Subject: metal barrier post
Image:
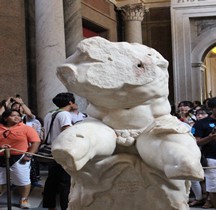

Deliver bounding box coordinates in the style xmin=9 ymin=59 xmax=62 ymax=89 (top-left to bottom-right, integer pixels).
xmin=4 ymin=148 xmax=12 ymax=210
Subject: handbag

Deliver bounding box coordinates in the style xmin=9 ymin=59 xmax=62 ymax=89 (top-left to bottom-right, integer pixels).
xmin=37 ymin=111 xmax=61 ymax=163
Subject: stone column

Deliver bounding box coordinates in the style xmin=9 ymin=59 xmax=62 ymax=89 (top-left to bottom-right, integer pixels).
xmin=191 ymin=63 xmax=206 ymax=102
xmin=35 ymin=0 xmax=67 ymax=118
xmin=119 ymin=3 xmax=146 ymax=44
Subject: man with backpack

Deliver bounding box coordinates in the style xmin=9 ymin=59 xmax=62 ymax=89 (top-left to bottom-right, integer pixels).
xmin=43 ymin=92 xmax=77 ymax=210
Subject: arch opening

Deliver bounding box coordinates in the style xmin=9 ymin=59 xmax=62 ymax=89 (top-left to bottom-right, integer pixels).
xmin=203 ymin=45 xmax=216 ymax=98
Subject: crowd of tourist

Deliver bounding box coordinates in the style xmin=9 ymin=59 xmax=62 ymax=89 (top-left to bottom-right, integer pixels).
xmin=173 ymin=98 xmax=216 ymax=209
xmin=0 ymin=93 xmax=87 ymax=209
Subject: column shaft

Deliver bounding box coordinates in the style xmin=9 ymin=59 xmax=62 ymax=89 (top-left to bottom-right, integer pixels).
xmin=125 ymin=20 xmax=143 ymax=43
xmin=35 ymin=0 xmax=66 ymax=117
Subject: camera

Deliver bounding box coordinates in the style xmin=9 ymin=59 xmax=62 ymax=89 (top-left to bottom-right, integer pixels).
xmin=10 ymin=98 xmax=15 ymax=103
xmin=10 ymin=94 xmax=20 ymax=103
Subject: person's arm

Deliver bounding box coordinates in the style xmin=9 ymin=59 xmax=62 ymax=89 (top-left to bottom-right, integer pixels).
xmin=0 ymin=106 xmax=5 ymax=115
xmin=0 ymin=144 xmax=11 ymax=149
xmin=27 ymin=141 xmax=41 ymax=154
xmin=0 ymin=97 xmax=13 ymax=115
xmin=13 ymin=97 xmax=34 ymax=119
xmin=59 ymin=111 xmax=72 ymax=132
xmin=20 ymin=126 xmax=41 ymax=164
xmin=192 ymin=119 xmax=216 ymax=146
xmin=61 ymin=125 xmax=70 ymax=131
xmin=20 ymin=142 xmax=40 ymax=163
xmin=195 ymin=133 xmax=216 ymax=146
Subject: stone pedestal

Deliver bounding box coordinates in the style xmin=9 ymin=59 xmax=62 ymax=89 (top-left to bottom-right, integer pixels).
xmin=68 ymin=153 xmax=190 ymax=210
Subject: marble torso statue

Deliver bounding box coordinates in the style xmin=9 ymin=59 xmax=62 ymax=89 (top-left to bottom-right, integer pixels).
xmin=52 ymin=37 xmax=204 ymax=210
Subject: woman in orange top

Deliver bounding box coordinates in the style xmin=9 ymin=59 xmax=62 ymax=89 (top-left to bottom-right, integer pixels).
xmin=0 ymin=109 xmax=40 ymax=209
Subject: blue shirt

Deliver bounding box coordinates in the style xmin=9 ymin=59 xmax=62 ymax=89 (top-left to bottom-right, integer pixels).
xmin=192 ymin=116 xmax=216 ymax=159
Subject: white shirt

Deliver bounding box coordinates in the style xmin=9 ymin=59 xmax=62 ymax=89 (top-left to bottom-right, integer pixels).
xmin=70 ymin=111 xmax=87 ymax=124
xmin=44 ymin=111 xmax=72 ymax=144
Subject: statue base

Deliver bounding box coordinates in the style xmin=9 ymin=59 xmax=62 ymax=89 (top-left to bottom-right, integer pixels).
xmin=68 ymin=153 xmax=190 ymax=210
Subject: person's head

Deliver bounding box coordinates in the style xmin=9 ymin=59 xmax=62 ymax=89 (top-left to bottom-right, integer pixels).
xmin=203 ymin=98 xmax=210 ymax=106
xmin=178 ymin=101 xmax=194 ymax=115
xmin=194 ymin=105 xmax=202 ymax=111
xmin=207 ymin=97 xmax=216 ymax=116
xmin=1 ymin=109 xmax=22 ymax=126
xmin=52 ymin=92 xmax=75 ymax=109
xmin=195 ymin=108 xmax=208 ymax=120
xmin=193 ymin=100 xmax=201 ymax=107
xmin=11 ymin=102 xmax=24 ymax=114
xmin=207 ymin=97 xmax=216 ymax=108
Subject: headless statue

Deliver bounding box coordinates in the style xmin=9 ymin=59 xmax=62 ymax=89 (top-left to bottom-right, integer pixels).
xmin=52 ymin=37 xmax=204 ymax=210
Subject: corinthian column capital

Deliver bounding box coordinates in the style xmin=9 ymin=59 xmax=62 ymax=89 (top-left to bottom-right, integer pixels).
xmin=119 ymin=3 xmax=147 ymax=22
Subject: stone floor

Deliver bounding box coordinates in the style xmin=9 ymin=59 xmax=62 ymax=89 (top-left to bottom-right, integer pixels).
xmin=190 ymin=204 xmax=214 ymax=210
xmin=191 ymin=207 xmax=213 ymax=210
xmin=1 ymin=190 xmax=214 ymax=210
xmin=0 ymin=169 xmax=47 ymax=210
xmin=0 ymin=168 xmax=214 ymax=210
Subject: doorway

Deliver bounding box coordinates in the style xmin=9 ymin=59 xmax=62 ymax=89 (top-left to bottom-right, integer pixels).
xmin=204 ymin=46 xmax=216 ymax=98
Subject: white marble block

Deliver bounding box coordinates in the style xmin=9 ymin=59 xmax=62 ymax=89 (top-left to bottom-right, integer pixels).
xmin=52 ymin=36 xmax=204 ymax=210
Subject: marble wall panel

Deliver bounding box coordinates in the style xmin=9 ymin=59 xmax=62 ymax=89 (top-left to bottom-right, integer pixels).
xmin=63 ymin=0 xmax=83 ymax=57
xmin=0 ymin=0 xmax=28 ymax=102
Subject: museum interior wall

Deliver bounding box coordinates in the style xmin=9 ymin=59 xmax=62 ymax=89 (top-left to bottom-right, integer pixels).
xmin=171 ymin=0 xmax=216 ymax=104
xmin=142 ymin=6 xmax=174 ymax=105
xmin=0 ymin=0 xmax=28 ymax=104
xmin=25 ymin=0 xmax=37 ymax=112
xmin=81 ymin=0 xmax=117 ymax=41
xmin=63 ymin=0 xmax=83 ymax=58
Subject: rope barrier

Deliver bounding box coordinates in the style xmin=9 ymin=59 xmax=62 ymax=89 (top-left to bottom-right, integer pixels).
xmin=1 ymin=147 xmax=216 ymax=168
xmin=0 ymin=148 xmax=5 ymax=153
xmin=9 ymin=148 xmax=54 ymax=160
xmin=203 ymin=166 xmax=216 ymax=169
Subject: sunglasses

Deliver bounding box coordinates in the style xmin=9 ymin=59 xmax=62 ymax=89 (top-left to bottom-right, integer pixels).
xmin=2 ymin=130 xmax=11 ymax=138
